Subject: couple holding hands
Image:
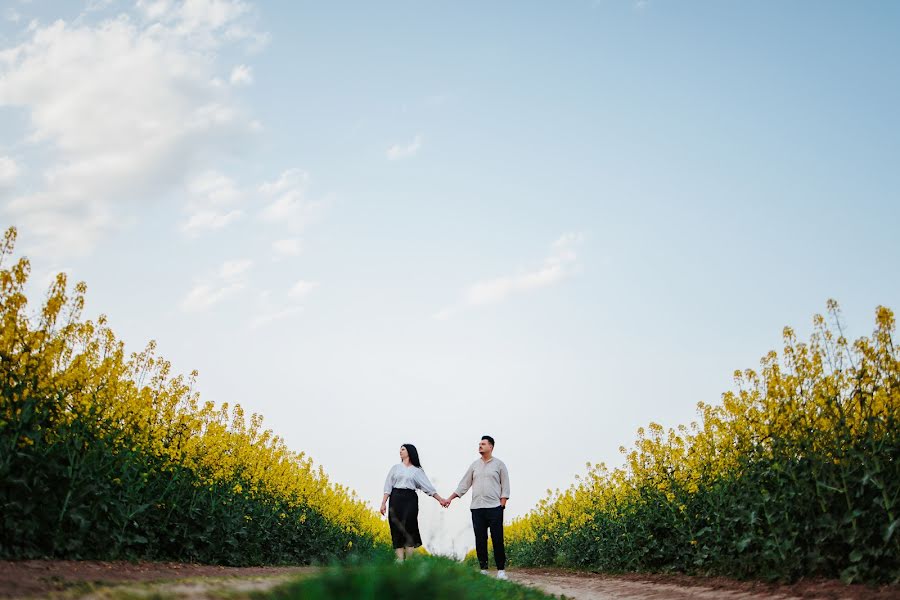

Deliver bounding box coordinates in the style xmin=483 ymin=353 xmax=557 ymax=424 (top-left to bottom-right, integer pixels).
xmin=380 ymin=435 xmax=511 ymax=578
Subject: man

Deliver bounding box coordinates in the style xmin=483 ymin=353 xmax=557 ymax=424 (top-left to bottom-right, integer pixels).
xmin=444 ymin=435 xmax=510 ymax=579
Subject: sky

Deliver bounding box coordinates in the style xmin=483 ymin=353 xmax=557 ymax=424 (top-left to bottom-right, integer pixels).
xmin=1 ymin=0 xmax=899 ymax=557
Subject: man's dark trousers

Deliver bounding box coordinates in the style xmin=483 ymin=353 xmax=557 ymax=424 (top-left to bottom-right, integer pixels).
xmin=472 ymin=506 xmax=506 ymax=570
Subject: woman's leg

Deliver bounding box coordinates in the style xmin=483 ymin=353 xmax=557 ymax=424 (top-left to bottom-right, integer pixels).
xmin=395 ymin=548 xmax=405 ymax=561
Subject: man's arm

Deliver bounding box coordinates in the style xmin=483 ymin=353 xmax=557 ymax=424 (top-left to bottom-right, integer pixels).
xmin=444 ymin=463 xmax=475 ymax=506
xmin=499 ymin=462 xmax=510 ymax=508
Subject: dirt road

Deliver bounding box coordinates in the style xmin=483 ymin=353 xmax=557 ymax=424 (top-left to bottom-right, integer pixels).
xmin=0 ymin=561 xmax=896 ymax=599
xmin=510 ymin=571 xmax=796 ymax=600
xmin=508 ymin=569 xmax=898 ymax=600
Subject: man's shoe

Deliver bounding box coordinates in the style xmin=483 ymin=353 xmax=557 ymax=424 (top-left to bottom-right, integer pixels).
xmin=496 ymin=570 xmax=508 ymax=580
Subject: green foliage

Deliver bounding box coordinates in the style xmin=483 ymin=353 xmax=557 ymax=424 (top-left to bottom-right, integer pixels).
xmin=507 ymin=303 xmax=900 ymax=583
xmin=0 ymin=226 xmax=390 ymax=564
xmin=258 ymin=556 xmax=556 ymax=600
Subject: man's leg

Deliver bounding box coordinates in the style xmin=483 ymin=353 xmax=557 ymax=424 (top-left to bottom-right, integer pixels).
xmin=471 ymin=509 xmax=490 ymax=570
xmin=488 ymin=507 xmax=507 ymax=571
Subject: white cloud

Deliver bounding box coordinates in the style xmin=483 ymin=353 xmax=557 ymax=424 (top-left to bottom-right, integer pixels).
xmin=229 ymin=63 xmax=252 ymax=85
xmin=0 ymin=3 xmax=263 ymax=257
xmin=386 ymin=134 xmax=423 ymax=160
xmin=181 ymin=209 xmax=242 ymax=233
xmin=259 ymin=167 xmax=307 ymax=198
xmin=136 ymin=0 xmax=260 ymax=47
xmin=248 ymin=289 xmax=304 ymax=329
xmin=272 ymin=238 xmax=301 ymax=259
xmin=219 ymin=258 xmax=252 ymax=279
xmin=288 ymin=279 xmax=318 ymax=299
xmin=0 ymin=156 xmax=19 ymax=186
xmin=180 ymin=170 xmax=244 ymax=235
xmin=435 ymin=233 xmax=584 ymax=319
xmin=258 ymin=168 xmax=325 ymax=232
xmin=433 ymin=307 xmax=454 ymax=321
xmin=181 ymin=256 xmax=252 ymax=312
xmin=181 ymin=280 xmax=243 ymax=311
xmin=86 ymin=0 xmax=117 ymax=12
xmin=249 ymin=305 xmax=302 ymax=329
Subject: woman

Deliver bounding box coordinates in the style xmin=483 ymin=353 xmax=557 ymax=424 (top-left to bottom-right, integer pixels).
xmin=381 ymin=444 xmax=446 ymax=560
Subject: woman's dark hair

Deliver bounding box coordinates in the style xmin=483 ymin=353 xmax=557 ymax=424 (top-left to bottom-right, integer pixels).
xmin=402 ymin=444 xmax=422 ymax=468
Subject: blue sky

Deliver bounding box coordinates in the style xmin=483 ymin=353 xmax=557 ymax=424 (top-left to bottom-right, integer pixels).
xmin=2 ymin=1 xmax=898 ymax=555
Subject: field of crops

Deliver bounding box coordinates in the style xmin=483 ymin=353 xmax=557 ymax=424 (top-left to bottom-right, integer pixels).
xmin=0 ymin=227 xmax=390 ymax=565
xmin=506 ymin=300 xmax=899 ymax=583
xmin=3 ymin=220 xmax=898 ymax=584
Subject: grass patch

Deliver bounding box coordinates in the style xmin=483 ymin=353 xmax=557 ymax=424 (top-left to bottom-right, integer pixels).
xmin=256 ymin=556 xmax=559 ymax=600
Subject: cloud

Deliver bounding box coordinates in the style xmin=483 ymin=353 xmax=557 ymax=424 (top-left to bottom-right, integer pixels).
xmin=0 ymin=156 xmax=19 ymax=186
xmin=387 ymin=134 xmax=423 ymax=160
xmin=219 ymin=258 xmax=252 ymax=279
xmin=181 ymin=256 xmax=252 ymax=312
xmin=229 ymin=63 xmax=252 ymax=85
xmin=435 ymin=233 xmax=584 ymax=320
xmin=272 ymin=238 xmax=301 ymax=259
xmin=288 ymin=279 xmax=318 ymax=299
xmin=135 ymin=0 xmax=259 ymax=46
xmin=249 ymin=304 xmax=302 ymax=329
xmin=181 ymin=209 xmax=243 ymax=234
xmin=0 ymin=2 xmax=263 ymax=257
xmin=180 ymin=170 xmax=244 ymax=235
xmin=248 ymin=288 xmax=304 ymax=329
xmin=181 ymin=280 xmax=244 ymax=312
xmin=85 ymin=0 xmax=117 ymax=12
xmin=258 ymin=168 xmax=325 ymax=232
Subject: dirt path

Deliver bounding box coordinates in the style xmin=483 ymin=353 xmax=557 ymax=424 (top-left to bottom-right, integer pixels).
xmin=509 ymin=569 xmax=899 ymax=600
xmin=1 ymin=561 xmax=896 ymax=599
xmin=0 ymin=561 xmax=315 ymax=598
xmin=510 ymin=571 xmax=799 ymax=600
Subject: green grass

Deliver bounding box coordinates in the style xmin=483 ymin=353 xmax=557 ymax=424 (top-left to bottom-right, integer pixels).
xmin=255 ymin=556 xmax=559 ymax=600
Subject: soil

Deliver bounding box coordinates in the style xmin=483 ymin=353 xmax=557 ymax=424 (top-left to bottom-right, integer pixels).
xmin=510 ymin=568 xmax=900 ymax=600
xmin=0 ymin=560 xmax=897 ymax=599
xmin=0 ymin=560 xmax=314 ymax=598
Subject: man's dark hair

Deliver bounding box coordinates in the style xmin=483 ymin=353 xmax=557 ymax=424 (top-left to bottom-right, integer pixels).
xmin=482 ymin=435 xmax=495 ymax=447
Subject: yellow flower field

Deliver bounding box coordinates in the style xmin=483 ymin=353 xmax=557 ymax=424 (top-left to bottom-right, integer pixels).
xmin=0 ymin=227 xmax=389 ymax=564
xmin=506 ymin=300 xmax=899 ymax=583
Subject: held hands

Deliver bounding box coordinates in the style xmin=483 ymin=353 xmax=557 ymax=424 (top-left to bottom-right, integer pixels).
xmin=440 ymin=496 xmax=453 ymax=508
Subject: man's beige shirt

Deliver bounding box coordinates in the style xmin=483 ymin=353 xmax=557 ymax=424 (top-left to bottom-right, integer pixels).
xmin=455 ymin=456 xmax=510 ymax=509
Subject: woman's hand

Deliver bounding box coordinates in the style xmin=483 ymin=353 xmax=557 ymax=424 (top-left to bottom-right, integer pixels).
xmin=380 ymin=502 xmax=387 ymax=516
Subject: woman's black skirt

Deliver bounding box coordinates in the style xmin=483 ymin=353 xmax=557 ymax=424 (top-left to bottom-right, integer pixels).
xmin=388 ymin=488 xmax=422 ymax=549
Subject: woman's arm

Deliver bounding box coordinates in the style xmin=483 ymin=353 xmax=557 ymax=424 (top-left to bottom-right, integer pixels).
xmin=381 ymin=466 xmax=396 ymax=515
xmin=414 ymin=468 xmax=445 ymax=504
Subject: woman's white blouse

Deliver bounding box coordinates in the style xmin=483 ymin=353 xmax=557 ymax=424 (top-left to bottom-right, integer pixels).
xmin=384 ymin=464 xmax=437 ymax=496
